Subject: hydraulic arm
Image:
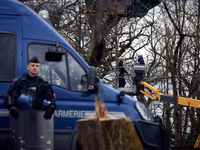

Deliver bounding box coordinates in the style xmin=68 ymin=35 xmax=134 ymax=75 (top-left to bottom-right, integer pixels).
xmin=139 ymin=81 xmax=200 ymax=148
xmin=194 ymin=134 xmax=200 ymax=148
xmin=140 ymin=82 xmax=200 ymax=109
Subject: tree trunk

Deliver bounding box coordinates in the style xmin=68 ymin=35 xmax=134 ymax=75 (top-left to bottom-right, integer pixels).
xmin=87 ymin=0 xmax=105 ymax=67
xmin=77 ymin=117 xmax=143 ymax=150
xmin=76 ymin=97 xmax=143 ymax=150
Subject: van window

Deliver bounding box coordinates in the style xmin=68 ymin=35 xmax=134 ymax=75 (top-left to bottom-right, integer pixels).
xmin=68 ymin=53 xmax=87 ymax=91
xmin=0 ymin=33 xmax=16 ymax=80
xmin=28 ymin=44 xmax=87 ymax=92
xmin=28 ymin=44 xmax=68 ymax=89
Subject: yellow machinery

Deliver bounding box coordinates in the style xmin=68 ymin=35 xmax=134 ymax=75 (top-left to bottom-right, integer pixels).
xmin=116 ymin=63 xmax=200 ymax=148
xmin=194 ymin=134 xmax=200 ymax=148
xmin=139 ymin=81 xmax=200 ymax=148
xmin=140 ymin=81 xmax=200 ymax=109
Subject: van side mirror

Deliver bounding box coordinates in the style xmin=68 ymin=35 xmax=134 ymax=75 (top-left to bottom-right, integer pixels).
xmin=45 ymin=44 xmax=65 ymax=62
xmin=87 ymin=66 xmax=98 ymax=93
xmin=45 ymin=52 xmax=63 ymax=62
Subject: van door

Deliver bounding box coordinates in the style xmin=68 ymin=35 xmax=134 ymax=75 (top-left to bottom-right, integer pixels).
xmin=27 ymin=43 xmax=95 ymax=150
xmin=0 ymin=15 xmax=22 ymax=149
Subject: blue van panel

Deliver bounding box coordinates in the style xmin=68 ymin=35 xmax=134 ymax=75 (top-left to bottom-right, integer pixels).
xmin=0 ymin=0 xmax=89 ymax=71
xmin=0 ymin=15 xmax=23 ymax=77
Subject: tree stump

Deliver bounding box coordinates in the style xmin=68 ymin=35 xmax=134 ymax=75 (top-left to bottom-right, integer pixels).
xmin=76 ymin=97 xmax=143 ymax=150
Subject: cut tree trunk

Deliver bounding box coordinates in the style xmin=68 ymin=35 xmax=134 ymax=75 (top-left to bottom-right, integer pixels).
xmin=76 ymin=97 xmax=143 ymax=150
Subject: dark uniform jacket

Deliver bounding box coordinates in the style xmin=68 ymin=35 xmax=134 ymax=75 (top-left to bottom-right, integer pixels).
xmin=136 ymin=57 xmax=145 ymax=77
xmin=5 ymin=74 xmax=56 ymax=110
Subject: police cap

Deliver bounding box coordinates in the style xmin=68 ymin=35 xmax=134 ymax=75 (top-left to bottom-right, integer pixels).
xmin=28 ymin=56 xmax=40 ymax=63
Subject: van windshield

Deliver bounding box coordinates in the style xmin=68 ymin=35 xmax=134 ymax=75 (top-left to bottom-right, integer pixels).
xmin=28 ymin=43 xmax=87 ymax=92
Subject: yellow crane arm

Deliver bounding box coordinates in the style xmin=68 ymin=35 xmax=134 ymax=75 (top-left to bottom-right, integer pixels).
xmin=194 ymin=134 xmax=200 ymax=148
xmin=140 ymin=81 xmax=200 ymax=148
xmin=140 ymin=82 xmax=200 ymax=109
xmin=140 ymin=82 xmax=164 ymax=101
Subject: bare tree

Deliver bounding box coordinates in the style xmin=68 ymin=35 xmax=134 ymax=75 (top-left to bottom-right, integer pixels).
xmin=145 ymin=0 xmax=200 ymax=147
xmin=20 ymin=0 xmax=200 ymax=147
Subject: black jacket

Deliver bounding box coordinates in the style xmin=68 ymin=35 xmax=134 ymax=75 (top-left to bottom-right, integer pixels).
xmin=138 ymin=57 xmax=145 ymax=65
xmin=5 ymin=74 xmax=56 ymax=110
xmin=118 ymin=60 xmax=128 ymax=77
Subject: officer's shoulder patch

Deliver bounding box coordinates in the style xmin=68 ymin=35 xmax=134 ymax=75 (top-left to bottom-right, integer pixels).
xmin=13 ymin=77 xmax=19 ymax=82
xmin=17 ymin=77 xmax=26 ymax=83
xmin=9 ymin=78 xmax=19 ymax=90
xmin=8 ymin=77 xmax=25 ymax=94
xmin=12 ymin=77 xmax=25 ymax=84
